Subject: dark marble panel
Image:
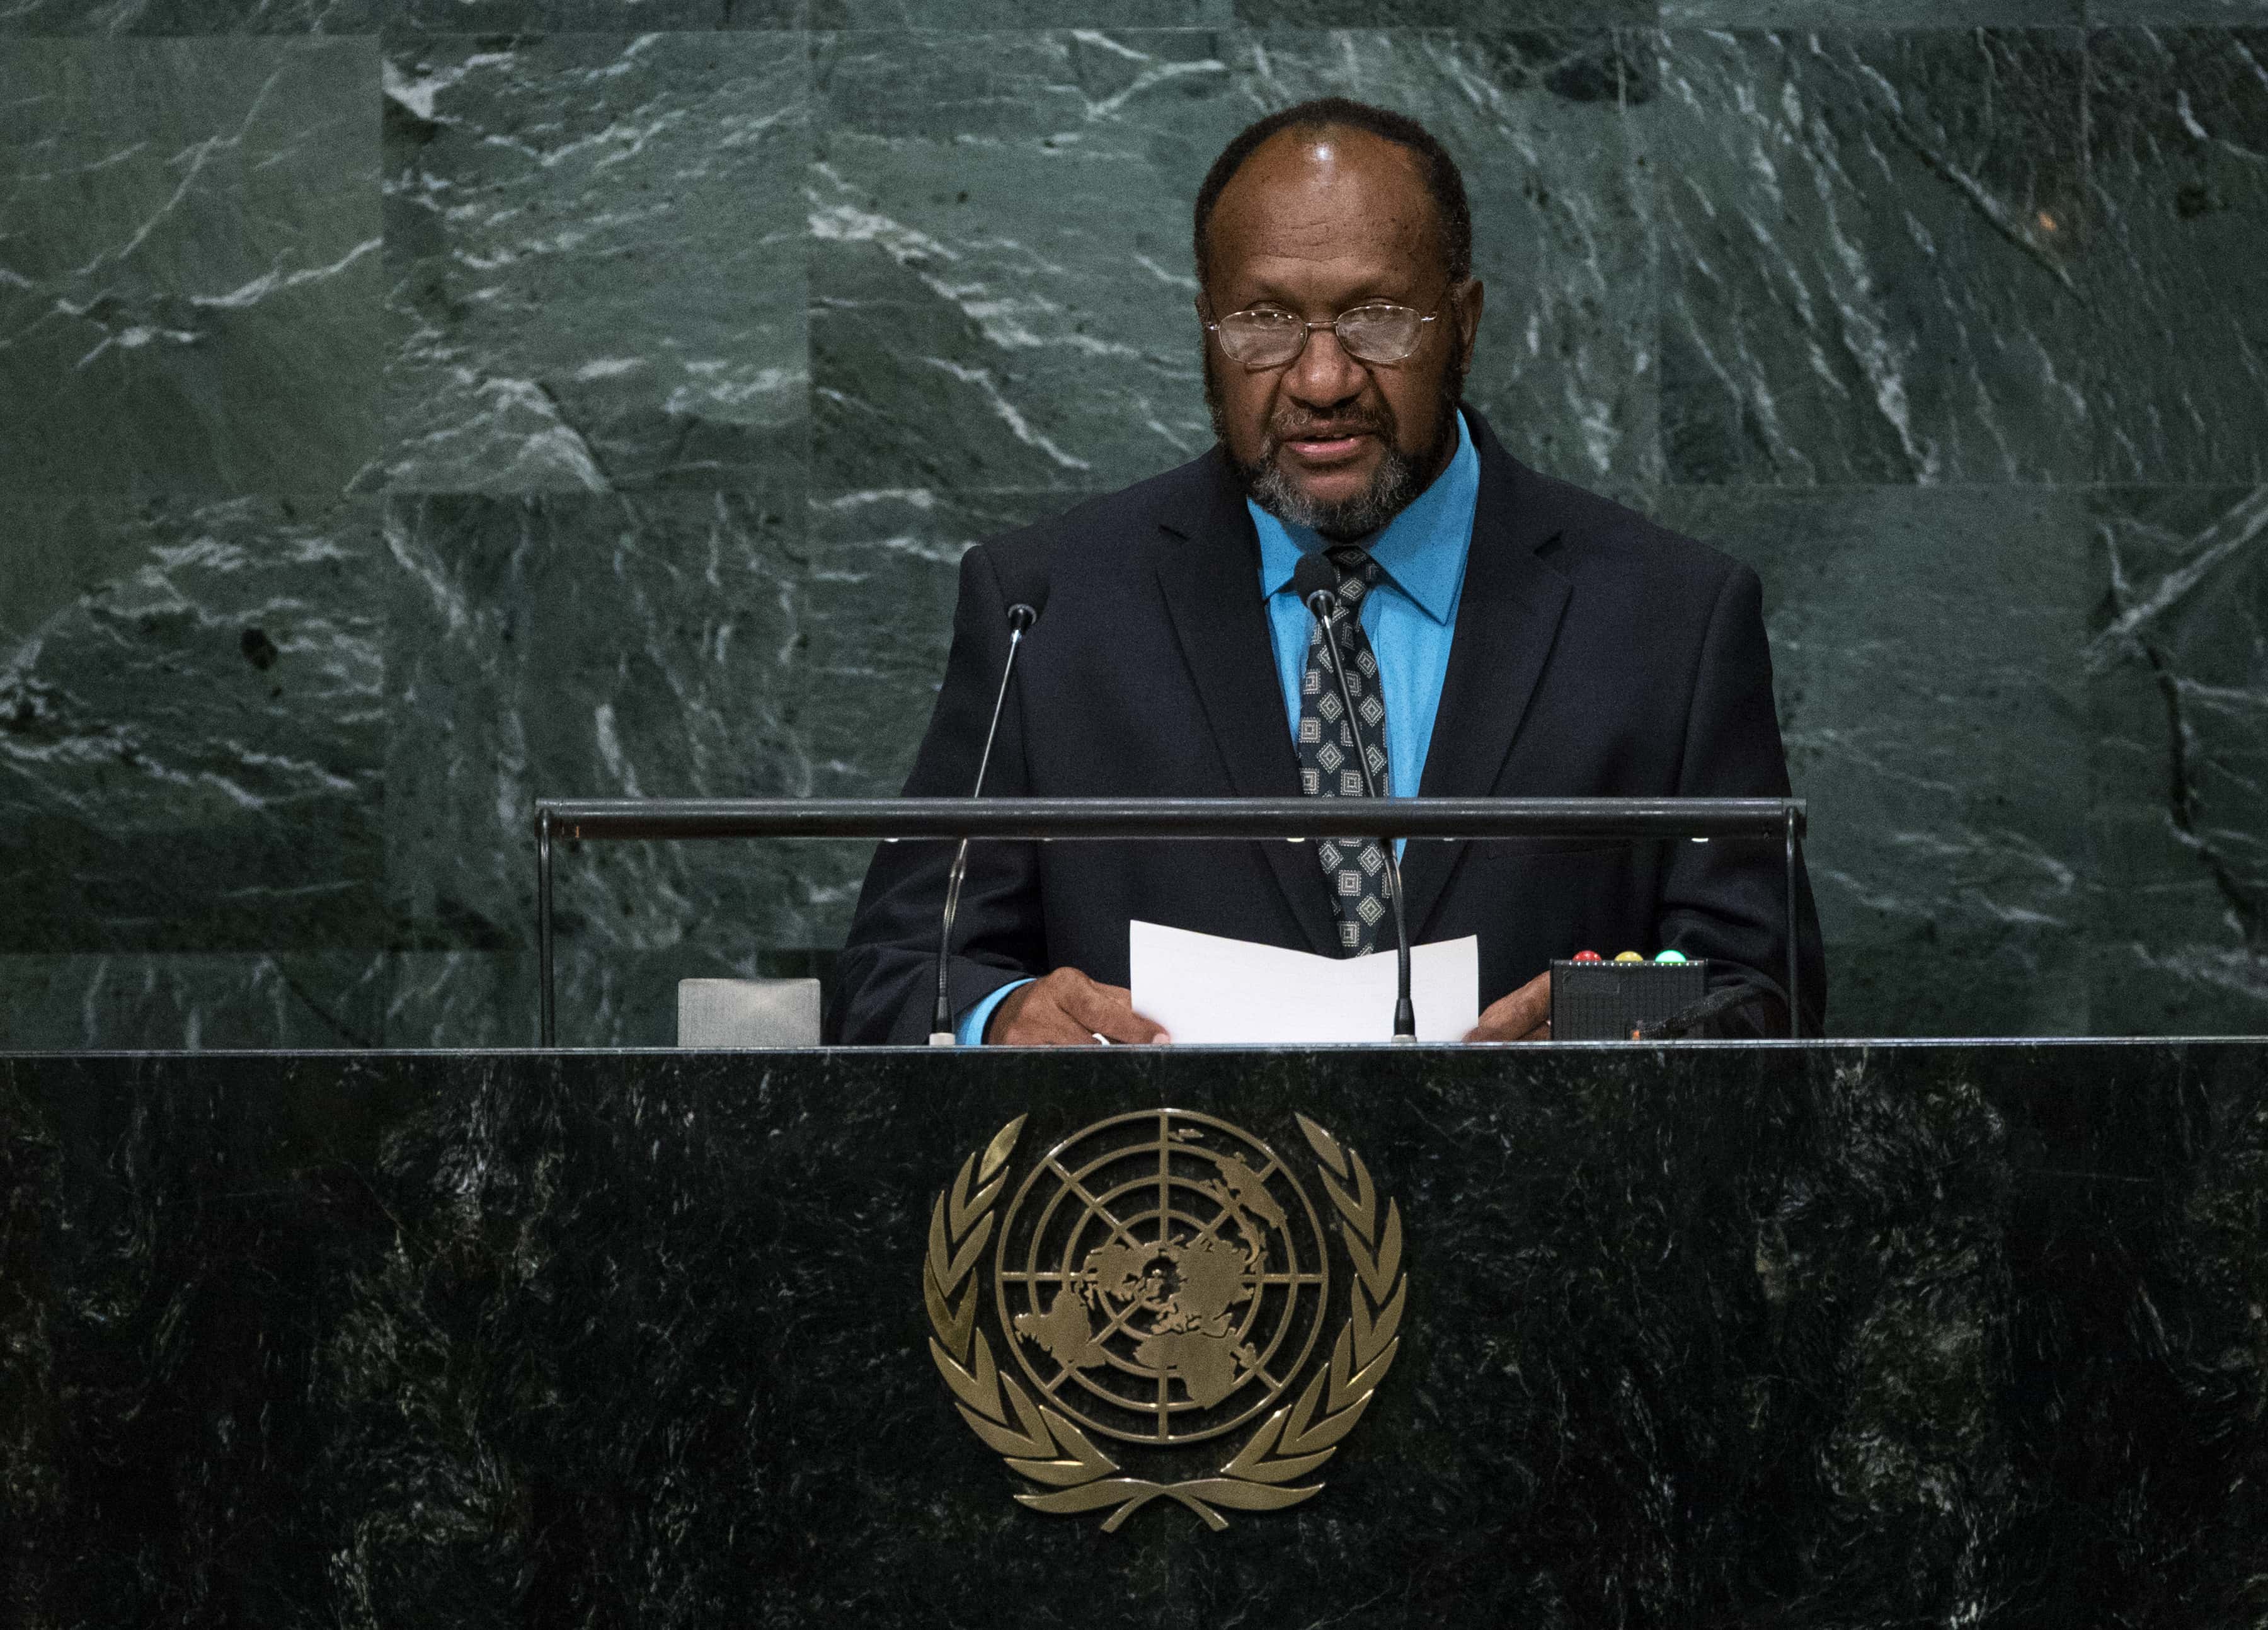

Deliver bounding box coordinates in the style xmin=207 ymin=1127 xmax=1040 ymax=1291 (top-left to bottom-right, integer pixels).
xmin=801 ymin=484 xmax=1096 ymax=799
xmin=382 ymin=486 xmax=844 ymax=1047
xmin=0 ymin=495 xmax=388 ymax=954
xmin=0 ymin=951 xmax=389 ymax=1047
xmin=1232 ymin=0 xmax=1651 ymax=25
xmin=0 ymin=38 xmax=380 ymax=494
xmin=807 ymin=28 xmax=1237 ymax=499
xmin=819 ymin=0 xmax=1227 ymax=25
xmin=0 ymin=0 xmax=377 ymax=33
xmin=811 ymin=29 xmax=1657 ymax=502
xmin=2087 ymin=487 xmax=2268 ymax=1036
xmin=1656 ymin=29 xmax=2089 ymax=485
xmin=2090 ymin=0 xmax=2268 ymax=18
xmin=0 ymin=948 xmax=568 ymax=1049
xmin=2 ymin=1045 xmax=2265 ymax=1622
xmin=2083 ymin=27 xmax=2268 ymax=483
xmin=385 ymin=0 xmax=801 ymax=34
xmin=1667 ymin=0 xmax=2079 ymax=20
xmin=378 ymin=947 xmax=522 ymax=1044
xmin=1658 ymin=485 xmax=2092 ymax=1037
xmin=377 ymin=32 xmax=808 ymax=494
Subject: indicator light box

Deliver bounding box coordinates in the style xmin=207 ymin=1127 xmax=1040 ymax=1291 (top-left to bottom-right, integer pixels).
xmin=1551 ymin=956 xmax=1709 ymax=1040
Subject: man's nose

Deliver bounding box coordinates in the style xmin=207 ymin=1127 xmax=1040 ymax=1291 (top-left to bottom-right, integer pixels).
xmin=1283 ymin=324 xmax=1366 ymax=410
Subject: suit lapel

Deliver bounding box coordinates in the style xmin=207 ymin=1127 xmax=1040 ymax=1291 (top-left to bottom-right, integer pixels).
xmin=1399 ymin=420 xmax=1574 ymax=940
xmin=1154 ymin=453 xmax=1341 ymax=958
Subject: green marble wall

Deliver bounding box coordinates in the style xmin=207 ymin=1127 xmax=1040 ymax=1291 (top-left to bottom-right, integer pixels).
xmin=1 ymin=3 xmax=2262 ymax=1045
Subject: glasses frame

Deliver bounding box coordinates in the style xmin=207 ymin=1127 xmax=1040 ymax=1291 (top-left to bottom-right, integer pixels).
xmin=1203 ymin=294 xmax=1450 ymax=371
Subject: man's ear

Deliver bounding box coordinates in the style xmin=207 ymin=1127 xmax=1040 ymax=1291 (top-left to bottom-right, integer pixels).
xmin=1455 ymin=278 xmax=1484 ymax=372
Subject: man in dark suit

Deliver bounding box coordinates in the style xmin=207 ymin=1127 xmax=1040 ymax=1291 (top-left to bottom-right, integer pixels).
xmin=838 ymin=98 xmax=1824 ymax=1047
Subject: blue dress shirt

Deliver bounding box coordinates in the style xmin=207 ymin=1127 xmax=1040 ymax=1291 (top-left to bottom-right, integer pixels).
xmin=1252 ymin=410 xmax=1479 ymax=827
xmin=958 ymin=412 xmax=1481 ymax=1044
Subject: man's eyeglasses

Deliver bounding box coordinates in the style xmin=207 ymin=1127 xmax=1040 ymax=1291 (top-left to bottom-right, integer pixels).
xmin=1205 ymin=300 xmax=1443 ymax=370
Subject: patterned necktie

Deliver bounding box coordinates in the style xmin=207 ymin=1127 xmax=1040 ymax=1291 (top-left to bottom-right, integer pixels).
xmin=1295 ymin=545 xmax=1394 ymax=957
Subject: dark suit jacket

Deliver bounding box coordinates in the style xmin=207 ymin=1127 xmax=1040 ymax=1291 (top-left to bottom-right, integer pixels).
xmin=837 ymin=408 xmax=1825 ymax=1045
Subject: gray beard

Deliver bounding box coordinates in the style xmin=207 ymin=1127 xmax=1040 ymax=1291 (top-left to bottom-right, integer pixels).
xmin=1206 ymin=343 xmax=1466 ymax=543
xmin=1246 ymin=435 xmax=1428 ymax=541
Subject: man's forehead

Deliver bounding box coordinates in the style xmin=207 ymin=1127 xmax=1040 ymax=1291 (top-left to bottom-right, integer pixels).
xmin=1208 ymin=127 xmax=1440 ymax=281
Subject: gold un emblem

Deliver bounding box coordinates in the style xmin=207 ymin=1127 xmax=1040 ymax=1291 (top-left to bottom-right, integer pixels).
xmin=922 ymin=1108 xmax=1407 ymax=1530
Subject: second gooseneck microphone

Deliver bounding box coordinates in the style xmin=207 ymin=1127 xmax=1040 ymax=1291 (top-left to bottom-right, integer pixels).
xmin=929 ymin=600 xmax=1038 ymax=1046
xmin=1293 ymin=553 xmax=1417 ymax=1042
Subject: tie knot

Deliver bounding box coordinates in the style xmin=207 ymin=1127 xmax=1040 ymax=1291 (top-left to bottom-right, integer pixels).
xmin=1325 ymin=546 xmax=1381 ymax=591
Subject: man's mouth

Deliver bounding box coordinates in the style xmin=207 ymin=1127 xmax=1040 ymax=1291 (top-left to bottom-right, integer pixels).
xmin=1276 ymin=428 xmax=1375 ymax=465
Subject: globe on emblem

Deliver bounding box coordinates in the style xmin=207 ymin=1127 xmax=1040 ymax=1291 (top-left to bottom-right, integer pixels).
xmin=994 ymin=1109 xmax=1330 ymax=1446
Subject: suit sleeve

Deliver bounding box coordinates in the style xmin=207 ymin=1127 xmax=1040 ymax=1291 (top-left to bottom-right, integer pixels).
xmin=835 ymin=544 xmax=1048 ymax=1045
xmin=1656 ymin=563 xmax=1828 ymax=1036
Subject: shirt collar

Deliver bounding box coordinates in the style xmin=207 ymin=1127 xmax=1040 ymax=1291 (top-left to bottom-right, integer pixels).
xmin=1251 ymin=409 xmax=1479 ymax=625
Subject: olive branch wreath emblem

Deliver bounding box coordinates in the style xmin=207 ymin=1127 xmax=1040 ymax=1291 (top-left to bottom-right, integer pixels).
xmin=922 ymin=1112 xmax=1406 ymax=1532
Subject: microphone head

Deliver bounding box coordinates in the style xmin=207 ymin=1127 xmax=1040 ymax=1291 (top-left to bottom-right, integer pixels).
xmin=1005 ymin=602 xmax=1037 ymax=634
xmin=1290 ymin=554 xmax=1337 ymax=619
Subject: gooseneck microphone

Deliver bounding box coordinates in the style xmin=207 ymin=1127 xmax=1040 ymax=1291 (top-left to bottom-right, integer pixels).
xmin=929 ymin=601 xmax=1039 ymax=1045
xmin=1293 ymin=554 xmax=1417 ymax=1042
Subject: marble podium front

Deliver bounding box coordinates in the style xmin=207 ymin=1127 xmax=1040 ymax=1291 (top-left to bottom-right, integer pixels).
xmin=2 ymin=1042 xmax=2263 ymax=1626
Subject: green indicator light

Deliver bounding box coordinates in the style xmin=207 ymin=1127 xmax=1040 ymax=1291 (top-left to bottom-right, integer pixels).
xmin=1653 ymin=949 xmax=1689 ymax=964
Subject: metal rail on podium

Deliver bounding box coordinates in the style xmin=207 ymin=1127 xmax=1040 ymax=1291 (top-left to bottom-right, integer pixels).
xmin=531 ymin=796 xmax=1807 ymax=1046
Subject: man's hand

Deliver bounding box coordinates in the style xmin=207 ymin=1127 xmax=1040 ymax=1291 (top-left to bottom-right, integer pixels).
xmin=985 ymin=968 xmax=1171 ymax=1046
xmin=1465 ymin=969 xmax=1551 ymax=1042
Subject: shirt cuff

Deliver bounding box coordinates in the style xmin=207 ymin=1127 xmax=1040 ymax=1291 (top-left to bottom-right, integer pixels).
xmin=956 ymin=978 xmax=1033 ymax=1046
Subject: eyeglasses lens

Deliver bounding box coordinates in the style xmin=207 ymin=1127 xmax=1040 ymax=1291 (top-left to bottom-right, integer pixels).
xmin=1215 ymin=306 xmax=1424 ymax=369
xmin=1217 ymin=313 xmax=1303 ymax=367
xmin=1336 ymin=307 xmax=1422 ymax=362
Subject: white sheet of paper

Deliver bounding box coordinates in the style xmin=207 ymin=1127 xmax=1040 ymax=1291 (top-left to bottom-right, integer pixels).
xmin=1129 ymin=920 xmax=1479 ymax=1044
